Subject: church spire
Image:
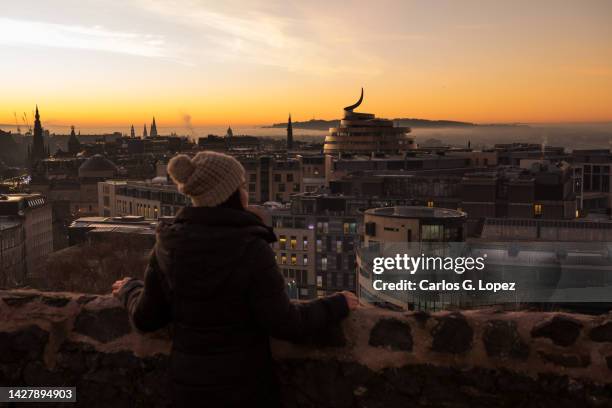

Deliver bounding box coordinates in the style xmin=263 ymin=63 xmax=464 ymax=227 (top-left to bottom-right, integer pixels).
xmin=68 ymin=125 xmax=81 ymax=156
xmin=286 ymin=113 xmax=293 ymax=150
xmin=30 ymin=104 xmax=47 ymax=168
xmin=130 ymin=125 xmax=135 ymax=138
xmin=143 ymin=123 xmax=148 ymax=138
xmin=150 ymin=117 xmax=158 ymax=137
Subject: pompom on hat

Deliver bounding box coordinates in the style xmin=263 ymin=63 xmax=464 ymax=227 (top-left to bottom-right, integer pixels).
xmin=167 ymin=152 xmax=245 ymax=207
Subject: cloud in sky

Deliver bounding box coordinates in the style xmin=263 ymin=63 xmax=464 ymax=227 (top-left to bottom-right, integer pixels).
xmin=1 ymin=0 xmax=610 ymax=124
xmin=131 ymin=0 xmax=384 ymax=76
xmin=0 ymin=0 xmax=387 ymax=76
xmin=0 ymin=17 xmax=171 ymax=59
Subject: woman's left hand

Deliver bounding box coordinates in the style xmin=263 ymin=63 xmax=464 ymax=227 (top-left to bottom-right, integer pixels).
xmin=112 ymin=277 xmax=132 ymax=298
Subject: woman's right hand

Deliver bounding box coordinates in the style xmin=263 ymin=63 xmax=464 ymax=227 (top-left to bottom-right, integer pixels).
xmin=339 ymin=291 xmax=359 ymax=310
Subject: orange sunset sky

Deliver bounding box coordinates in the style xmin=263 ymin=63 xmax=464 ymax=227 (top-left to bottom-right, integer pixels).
xmin=1 ymin=0 xmax=611 ymax=127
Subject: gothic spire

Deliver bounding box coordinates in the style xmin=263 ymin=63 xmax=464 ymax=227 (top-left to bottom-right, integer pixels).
xmin=150 ymin=117 xmax=158 ymax=137
xmin=287 ymin=113 xmax=293 ymax=150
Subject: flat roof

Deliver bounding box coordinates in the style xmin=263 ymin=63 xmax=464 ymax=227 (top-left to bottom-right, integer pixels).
xmin=365 ymin=206 xmax=466 ymax=219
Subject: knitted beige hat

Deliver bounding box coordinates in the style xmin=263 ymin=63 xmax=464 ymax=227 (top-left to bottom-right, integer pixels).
xmin=167 ymin=152 xmax=245 ymax=207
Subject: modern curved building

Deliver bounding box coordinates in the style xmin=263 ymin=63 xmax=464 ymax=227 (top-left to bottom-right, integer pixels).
xmin=362 ymin=206 xmax=467 ymax=245
xmin=357 ymin=206 xmax=467 ymax=311
xmin=324 ymin=89 xmax=416 ymax=154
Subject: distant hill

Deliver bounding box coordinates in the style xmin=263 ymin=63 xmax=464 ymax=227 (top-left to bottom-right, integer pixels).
xmin=266 ymin=118 xmax=481 ymax=130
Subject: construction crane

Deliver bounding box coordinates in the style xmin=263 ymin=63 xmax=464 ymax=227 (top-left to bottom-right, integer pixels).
xmin=13 ymin=112 xmax=21 ymax=134
xmin=22 ymin=112 xmax=31 ymax=133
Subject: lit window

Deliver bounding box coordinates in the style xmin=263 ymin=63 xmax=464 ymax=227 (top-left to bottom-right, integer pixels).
xmin=291 ymin=254 xmax=297 ymax=265
xmin=281 ymin=254 xmax=287 ymax=264
xmin=336 ymin=240 xmax=342 ymax=252
xmin=321 ymin=256 xmax=327 ymax=271
xmin=427 ymin=201 xmax=434 ymax=208
xmin=290 ymin=236 xmax=297 ymax=249
xmin=279 ymin=235 xmax=287 ymax=249
xmin=534 ymin=204 xmax=542 ymax=216
xmin=303 ymin=237 xmax=308 ymax=250
xmin=316 ymin=239 xmax=322 ymax=252
xmin=343 ymin=223 xmax=349 ymax=234
xmin=303 ymin=255 xmax=308 ymax=265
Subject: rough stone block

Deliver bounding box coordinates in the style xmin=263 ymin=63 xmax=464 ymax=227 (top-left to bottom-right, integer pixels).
xmin=431 ymin=312 xmax=473 ymax=354
xmin=589 ymin=321 xmax=612 ymax=343
xmin=1 ymin=293 xmax=39 ymax=307
xmin=41 ymin=296 xmax=71 ymax=307
xmin=538 ymin=351 xmax=591 ymax=368
xmin=483 ymin=320 xmax=529 ymax=359
xmin=531 ymin=315 xmax=582 ymax=347
xmin=0 ymin=325 xmax=49 ymax=363
xmin=74 ymin=307 xmax=131 ymax=343
xmin=369 ymin=318 xmax=413 ymax=351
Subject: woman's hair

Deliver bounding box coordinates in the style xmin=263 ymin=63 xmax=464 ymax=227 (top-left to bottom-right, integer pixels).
xmin=216 ymin=189 xmax=244 ymax=211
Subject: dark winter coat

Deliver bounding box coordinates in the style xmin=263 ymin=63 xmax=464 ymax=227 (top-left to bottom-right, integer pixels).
xmin=119 ymin=206 xmax=349 ymax=407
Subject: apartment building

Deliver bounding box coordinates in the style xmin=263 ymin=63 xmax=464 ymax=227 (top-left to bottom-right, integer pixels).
xmin=98 ymin=180 xmax=190 ymax=218
xmin=0 ymin=194 xmax=53 ymax=284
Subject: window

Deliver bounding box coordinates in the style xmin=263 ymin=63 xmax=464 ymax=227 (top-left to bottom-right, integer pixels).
xmin=421 ymin=224 xmax=443 ymax=241
xmin=291 ymin=254 xmax=297 ymax=265
xmin=303 ymin=237 xmax=308 ymax=250
xmin=293 ymin=183 xmax=300 ymax=192
xmin=287 ymin=173 xmax=294 ymax=182
xmin=279 ymin=235 xmax=287 ymax=249
xmin=250 ymin=173 xmax=257 ymax=182
xmin=321 ymin=256 xmax=327 ymax=271
xmin=534 ymin=204 xmax=543 ymax=217
xmin=427 ymin=200 xmax=434 ymax=208
xmin=278 ymin=183 xmax=285 ymax=193
xmin=343 ymin=223 xmax=349 ymax=234
xmin=274 ymin=174 xmax=281 ymax=182
xmin=336 ymin=240 xmax=342 ymax=252
xmin=303 ymin=254 xmax=308 ymax=265
xmin=290 ymin=236 xmax=297 ymax=249
xmin=280 ymin=253 xmax=287 ymax=264
xmin=365 ymin=222 xmax=376 ymax=236
xmin=316 ymin=239 xmax=322 ymax=252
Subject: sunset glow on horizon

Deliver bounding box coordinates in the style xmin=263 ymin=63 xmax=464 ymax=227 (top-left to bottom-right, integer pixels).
xmin=1 ymin=0 xmax=611 ymax=128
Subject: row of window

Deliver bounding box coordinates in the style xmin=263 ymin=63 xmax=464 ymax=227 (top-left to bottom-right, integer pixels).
xmin=281 ymin=268 xmax=308 ymax=286
xmin=275 ymin=183 xmax=301 ymax=193
xmin=278 ymin=235 xmax=308 ymax=250
xmin=277 ymin=253 xmax=309 ymax=266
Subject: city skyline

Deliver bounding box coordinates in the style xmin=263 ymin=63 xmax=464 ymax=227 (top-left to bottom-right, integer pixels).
xmin=2 ymin=0 xmax=612 ymax=126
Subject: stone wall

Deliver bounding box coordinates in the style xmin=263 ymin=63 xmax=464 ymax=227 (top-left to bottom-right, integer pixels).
xmin=1 ymin=289 xmax=611 ymax=407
